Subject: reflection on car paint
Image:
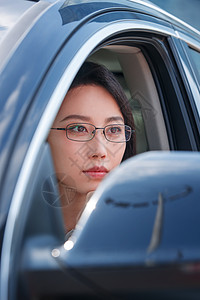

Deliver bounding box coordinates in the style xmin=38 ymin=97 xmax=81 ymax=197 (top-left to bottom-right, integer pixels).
xmin=105 ymin=185 xmax=192 ymax=209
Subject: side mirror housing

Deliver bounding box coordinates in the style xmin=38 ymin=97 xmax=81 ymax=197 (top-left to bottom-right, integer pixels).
xmin=23 ymin=151 xmax=200 ymax=297
xmin=65 ymin=151 xmax=200 ymax=265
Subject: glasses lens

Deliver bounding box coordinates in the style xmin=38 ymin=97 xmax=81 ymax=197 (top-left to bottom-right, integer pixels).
xmin=66 ymin=123 xmax=95 ymax=141
xmin=105 ymin=124 xmax=131 ymax=142
xmin=125 ymin=125 xmax=132 ymax=141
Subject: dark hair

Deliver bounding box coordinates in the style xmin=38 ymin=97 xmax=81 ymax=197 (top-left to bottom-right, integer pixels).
xmin=69 ymin=61 xmax=135 ymax=160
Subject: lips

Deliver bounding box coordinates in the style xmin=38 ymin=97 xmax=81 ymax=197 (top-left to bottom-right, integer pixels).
xmin=83 ymin=166 xmax=109 ymax=179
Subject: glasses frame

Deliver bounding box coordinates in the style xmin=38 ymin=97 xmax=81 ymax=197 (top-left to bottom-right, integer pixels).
xmin=51 ymin=123 xmax=134 ymax=143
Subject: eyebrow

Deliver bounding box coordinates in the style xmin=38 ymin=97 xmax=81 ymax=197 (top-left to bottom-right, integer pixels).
xmin=105 ymin=116 xmax=124 ymax=123
xmin=60 ymin=115 xmax=124 ymax=123
xmin=60 ymin=114 xmax=90 ymax=122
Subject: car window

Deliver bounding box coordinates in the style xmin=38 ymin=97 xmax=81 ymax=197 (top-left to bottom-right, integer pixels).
xmin=44 ymin=36 xmax=198 ymax=235
xmin=187 ymin=46 xmax=200 ymax=82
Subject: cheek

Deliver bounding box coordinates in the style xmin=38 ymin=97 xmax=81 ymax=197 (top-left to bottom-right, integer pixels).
xmin=108 ymin=143 xmax=126 ymax=167
xmin=50 ymin=137 xmax=87 ymax=173
xmin=48 ymin=136 xmax=68 ymax=171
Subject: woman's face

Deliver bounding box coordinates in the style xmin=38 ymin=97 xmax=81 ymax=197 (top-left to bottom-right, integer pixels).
xmin=48 ymin=84 xmax=126 ymax=199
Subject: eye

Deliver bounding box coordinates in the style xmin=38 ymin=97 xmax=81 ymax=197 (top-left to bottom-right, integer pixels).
xmin=68 ymin=124 xmax=88 ymax=133
xmin=77 ymin=125 xmax=87 ymax=132
xmin=108 ymin=126 xmax=122 ymax=134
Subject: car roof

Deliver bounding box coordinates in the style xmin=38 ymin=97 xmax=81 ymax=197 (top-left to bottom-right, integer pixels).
xmin=0 ymin=0 xmax=34 ymax=41
xmin=1 ymin=0 xmax=200 ymax=39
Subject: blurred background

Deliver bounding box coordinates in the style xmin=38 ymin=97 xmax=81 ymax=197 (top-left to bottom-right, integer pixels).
xmin=150 ymin=0 xmax=200 ymax=31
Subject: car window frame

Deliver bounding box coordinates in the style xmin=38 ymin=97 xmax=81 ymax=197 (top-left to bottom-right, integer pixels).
xmin=168 ymin=36 xmax=200 ymax=116
xmin=167 ymin=36 xmax=200 ymax=148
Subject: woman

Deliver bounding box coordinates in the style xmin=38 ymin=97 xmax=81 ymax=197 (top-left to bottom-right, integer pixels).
xmin=48 ymin=61 xmax=135 ymax=235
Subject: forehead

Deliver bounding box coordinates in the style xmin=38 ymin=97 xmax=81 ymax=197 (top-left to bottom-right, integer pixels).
xmin=56 ymin=84 xmax=123 ymax=121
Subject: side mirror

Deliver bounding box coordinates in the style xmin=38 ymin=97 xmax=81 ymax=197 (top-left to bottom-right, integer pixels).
xmin=22 ymin=151 xmax=200 ymax=298
xmin=59 ymin=152 xmax=200 ymax=293
xmin=65 ymin=151 xmax=200 ymax=260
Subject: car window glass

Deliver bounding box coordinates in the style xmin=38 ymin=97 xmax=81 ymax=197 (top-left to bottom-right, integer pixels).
xmin=188 ymin=46 xmax=200 ymax=81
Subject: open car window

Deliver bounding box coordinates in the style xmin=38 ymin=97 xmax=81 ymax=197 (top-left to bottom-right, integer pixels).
xmin=16 ymin=32 xmax=199 ymax=246
xmin=187 ymin=46 xmax=200 ymax=83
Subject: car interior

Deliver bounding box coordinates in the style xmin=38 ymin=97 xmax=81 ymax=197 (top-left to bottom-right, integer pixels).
xmin=88 ymin=45 xmax=170 ymax=154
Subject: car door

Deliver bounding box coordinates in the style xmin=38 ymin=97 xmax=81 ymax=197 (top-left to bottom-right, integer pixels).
xmin=0 ymin=1 xmax=200 ymax=299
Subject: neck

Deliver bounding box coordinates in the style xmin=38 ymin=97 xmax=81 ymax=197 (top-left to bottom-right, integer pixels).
xmin=58 ymin=184 xmax=92 ymax=233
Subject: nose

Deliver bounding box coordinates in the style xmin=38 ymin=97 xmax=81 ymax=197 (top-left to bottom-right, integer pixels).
xmin=88 ymin=131 xmax=107 ymax=159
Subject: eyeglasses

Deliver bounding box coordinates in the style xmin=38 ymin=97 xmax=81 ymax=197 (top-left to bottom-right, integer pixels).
xmin=51 ymin=123 xmax=134 ymax=143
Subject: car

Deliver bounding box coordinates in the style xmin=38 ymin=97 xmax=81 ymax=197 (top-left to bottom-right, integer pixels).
xmin=0 ymin=0 xmax=200 ymax=299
